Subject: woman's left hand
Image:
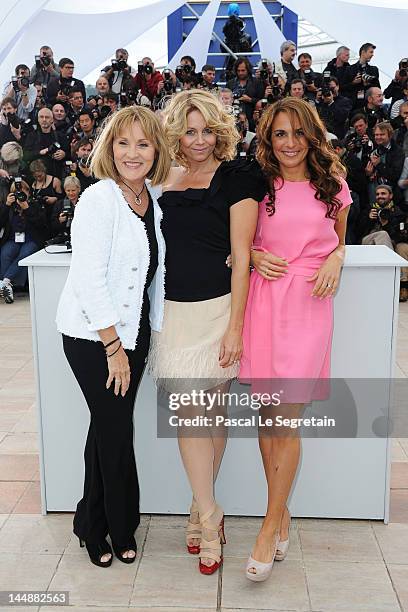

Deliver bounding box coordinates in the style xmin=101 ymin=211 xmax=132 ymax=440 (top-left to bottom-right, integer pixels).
xmin=219 ymin=327 xmax=242 ymax=368
xmin=307 ymin=252 xmax=343 ymax=299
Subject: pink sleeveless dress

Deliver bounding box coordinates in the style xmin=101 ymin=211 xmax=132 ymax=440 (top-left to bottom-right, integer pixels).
xmin=239 ymin=177 xmax=352 ymax=401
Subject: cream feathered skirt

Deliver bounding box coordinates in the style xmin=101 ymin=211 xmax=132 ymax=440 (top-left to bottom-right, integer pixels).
xmin=148 ymin=293 xmax=239 ymax=393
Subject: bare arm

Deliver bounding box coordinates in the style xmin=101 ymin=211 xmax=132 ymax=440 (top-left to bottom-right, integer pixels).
xmin=219 ymin=198 xmax=258 ymax=367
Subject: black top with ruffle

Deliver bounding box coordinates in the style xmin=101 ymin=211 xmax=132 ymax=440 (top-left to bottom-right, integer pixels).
xmin=158 ymin=159 xmax=268 ymax=302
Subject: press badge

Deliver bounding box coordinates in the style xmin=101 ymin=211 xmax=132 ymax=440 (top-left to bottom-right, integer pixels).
xmin=357 ymin=89 xmax=365 ymax=100
xmin=15 ymin=232 xmax=25 ymax=243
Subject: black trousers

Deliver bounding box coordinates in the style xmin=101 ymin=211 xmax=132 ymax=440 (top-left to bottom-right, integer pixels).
xmin=62 ymin=307 xmax=150 ymax=546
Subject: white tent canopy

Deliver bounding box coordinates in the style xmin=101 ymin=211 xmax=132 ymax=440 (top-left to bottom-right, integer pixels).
xmin=0 ymin=0 xmax=407 ymax=86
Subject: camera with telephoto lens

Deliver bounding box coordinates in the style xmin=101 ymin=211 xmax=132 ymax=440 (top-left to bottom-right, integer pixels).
xmin=175 ymin=64 xmax=194 ymax=83
xmin=138 ymin=62 xmax=153 ymax=76
xmin=259 ymin=59 xmax=269 ymax=83
xmin=399 ymin=59 xmax=408 ymax=79
xmin=60 ymin=80 xmax=75 ymax=97
xmin=303 ymin=69 xmax=314 ymax=86
xmin=35 ymin=54 xmax=51 ymax=69
xmin=377 ymin=206 xmax=393 ymax=223
xmin=321 ymin=71 xmax=332 ymax=98
xmin=47 ymin=142 xmax=62 ymax=156
xmin=12 ymin=176 xmax=27 ymax=212
xmin=29 ymin=194 xmax=47 ymax=209
xmin=46 ymin=199 xmax=74 ymax=249
xmin=13 ymin=75 xmax=30 ymax=90
xmin=270 ymin=74 xmax=282 ymax=101
xmin=20 ymin=118 xmax=35 ymax=137
xmin=6 ymin=112 xmax=20 ymax=129
xmin=361 ymin=67 xmax=377 ymax=85
xmin=163 ymin=69 xmax=174 ymax=93
xmin=111 ymin=58 xmax=128 ymax=72
xmin=373 ymin=144 xmax=387 ymax=158
xmin=79 ymin=155 xmax=91 ymax=168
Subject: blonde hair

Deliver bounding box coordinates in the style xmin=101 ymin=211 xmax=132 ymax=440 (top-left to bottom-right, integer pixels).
xmin=64 ymin=176 xmax=81 ymax=191
xmin=29 ymin=159 xmax=47 ymax=175
xmin=163 ymin=89 xmax=239 ymax=167
xmin=90 ymin=106 xmax=171 ymax=186
xmin=1 ymin=142 xmax=23 ymax=163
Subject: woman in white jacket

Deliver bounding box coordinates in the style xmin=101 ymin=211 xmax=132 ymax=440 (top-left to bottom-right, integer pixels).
xmin=56 ymin=106 xmax=170 ymax=567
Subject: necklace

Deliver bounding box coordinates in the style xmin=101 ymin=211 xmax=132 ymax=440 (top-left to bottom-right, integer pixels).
xmin=120 ymin=179 xmax=145 ymax=206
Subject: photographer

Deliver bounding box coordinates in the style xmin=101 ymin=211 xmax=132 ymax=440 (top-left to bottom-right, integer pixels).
xmin=363 ymin=87 xmax=388 ymax=134
xmin=384 ymin=58 xmax=408 ymax=108
xmin=316 ymin=76 xmax=352 ymax=138
xmin=30 ymin=158 xmax=62 ymax=231
xmin=71 ymin=138 xmax=97 ymax=192
xmin=52 ymin=103 xmax=71 ymax=135
xmin=101 ymin=48 xmax=135 ymax=95
xmin=51 ymin=175 xmax=81 ymax=238
xmin=4 ymin=65 xmax=37 ymax=121
xmin=30 ymin=46 xmax=60 ymax=87
xmin=365 ymin=121 xmax=405 ymax=204
xmin=289 ymin=78 xmax=307 ymax=100
xmin=134 ymin=57 xmax=163 ymax=103
xmin=65 ymin=89 xmax=89 ymax=126
xmin=256 ymin=58 xmax=285 ymax=103
xmin=100 ymin=92 xmax=119 ymax=115
xmin=393 ymin=101 xmax=408 ymax=155
xmin=390 ymin=81 xmax=408 ymax=120
xmin=235 ymin=111 xmax=256 ymax=159
xmin=24 ymin=107 xmax=69 ymax=180
xmin=0 ymin=98 xmax=21 ymax=149
xmin=200 ymin=64 xmax=218 ymax=90
xmin=0 ymin=142 xmax=26 ymax=208
xmin=174 ymin=57 xmax=198 ymax=88
xmin=297 ymin=53 xmax=322 ymax=101
xmin=343 ymin=114 xmax=373 ymax=209
xmin=274 ymin=40 xmax=298 ymax=86
xmin=0 ymin=178 xmax=48 ymax=303
xmin=227 ymin=57 xmax=263 ymax=128
xmin=46 ymin=58 xmax=86 ymax=107
xmin=70 ymin=110 xmax=97 ymax=153
xmin=94 ymin=76 xmax=111 ymax=98
xmin=343 ymin=43 xmax=380 ymax=111
xmin=155 ymin=69 xmax=180 ymax=105
xmin=324 ymin=46 xmax=351 ymax=88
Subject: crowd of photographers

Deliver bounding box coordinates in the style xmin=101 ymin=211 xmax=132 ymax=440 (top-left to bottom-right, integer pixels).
xmin=1 ymin=40 xmax=408 ymax=304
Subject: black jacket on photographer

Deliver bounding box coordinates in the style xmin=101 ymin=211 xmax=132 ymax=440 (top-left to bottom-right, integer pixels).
xmin=30 ymin=60 xmax=60 ymax=87
xmin=0 ymin=116 xmax=21 ymax=149
xmin=24 ymin=128 xmax=70 ymax=180
xmin=342 ymin=62 xmax=380 ymax=110
xmin=317 ymin=93 xmax=352 ymax=138
xmin=50 ymin=197 xmax=77 ymax=238
xmin=363 ymin=105 xmax=388 ymax=136
xmin=46 ymin=76 xmax=86 ymax=107
xmin=226 ymin=76 xmax=264 ymax=128
xmin=361 ymin=201 xmax=405 ymax=241
xmin=393 ymin=124 xmax=408 ymax=157
xmin=384 ymin=78 xmax=408 ymax=107
xmin=323 ymin=58 xmax=350 ymax=88
xmin=0 ymin=196 xmax=49 ymax=248
xmin=373 ymin=141 xmax=405 ymax=188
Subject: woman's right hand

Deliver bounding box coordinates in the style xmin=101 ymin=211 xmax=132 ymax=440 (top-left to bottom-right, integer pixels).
xmin=106 ymin=345 xmax=131 ymax=397
xmin=251 ymin=249 xmax=288 ymax=280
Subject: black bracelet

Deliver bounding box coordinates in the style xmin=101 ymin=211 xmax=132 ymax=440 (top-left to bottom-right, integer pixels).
xmin=103 ymin=336 xmax=120 ymax=350
xmin=106 ymin=343 xmax=122 ymax=358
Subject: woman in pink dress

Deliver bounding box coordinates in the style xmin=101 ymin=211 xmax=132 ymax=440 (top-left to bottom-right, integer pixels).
xmin=240 ymin=98 xmax=352 ymax=582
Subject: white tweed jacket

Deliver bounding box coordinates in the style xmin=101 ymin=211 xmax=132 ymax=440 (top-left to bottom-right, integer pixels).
xmin=56 ymin=178 xmax=165 ymax=349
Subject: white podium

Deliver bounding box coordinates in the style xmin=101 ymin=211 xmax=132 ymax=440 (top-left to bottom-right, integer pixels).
xmin=20 ymin=245 xmax=405 ymax=521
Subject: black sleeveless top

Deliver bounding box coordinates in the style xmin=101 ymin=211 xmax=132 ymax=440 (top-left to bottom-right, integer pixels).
xmin=158 ymin=159 xmax=267 ymax=302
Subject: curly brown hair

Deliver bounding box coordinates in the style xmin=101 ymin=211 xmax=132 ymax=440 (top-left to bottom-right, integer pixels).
xmin=256 ymin=97 xmax=346 ymax=218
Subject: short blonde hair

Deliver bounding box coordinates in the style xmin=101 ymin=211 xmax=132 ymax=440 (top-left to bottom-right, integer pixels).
xmin=163 ymin=89 xmax=239 ymax=167
xmin=64 ymin=176 xmax=81 ymax=191
xmin=90 ymin=106 xmax=171 ymax=186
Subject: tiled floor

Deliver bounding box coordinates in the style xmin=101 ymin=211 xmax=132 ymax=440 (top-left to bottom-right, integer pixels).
xmin=0 ymin=296 xmax=407 ymax=611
